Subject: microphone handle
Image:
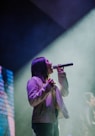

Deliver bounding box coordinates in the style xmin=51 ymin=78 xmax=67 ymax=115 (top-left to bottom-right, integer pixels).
xmin=53 ymin=63 xmax=73 ymax=69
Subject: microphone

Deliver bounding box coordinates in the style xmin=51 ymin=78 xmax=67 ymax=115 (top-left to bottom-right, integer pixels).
xmin=53 ymin=63 xmax=73 ymax=69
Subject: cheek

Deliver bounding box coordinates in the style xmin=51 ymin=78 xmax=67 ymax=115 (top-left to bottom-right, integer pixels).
xmin=47 ymin=64 xmax=50 ymax=69
xmin=47 ymin=67 xmax=51 ymax=73
xmin=48 ymin=68 xmax=53 ymax=74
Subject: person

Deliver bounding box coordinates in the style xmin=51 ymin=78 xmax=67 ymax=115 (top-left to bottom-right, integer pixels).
xmin=83 ymin=92 xmax=95 ymax=136
xmin=26 ymin=57 xmax=69 ymax=136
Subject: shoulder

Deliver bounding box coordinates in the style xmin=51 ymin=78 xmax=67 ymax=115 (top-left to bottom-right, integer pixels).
xmin=27 ymin=76 xmax=43 ymax=87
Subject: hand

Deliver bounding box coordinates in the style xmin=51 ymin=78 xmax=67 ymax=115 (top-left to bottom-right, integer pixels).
xmin=48 ymin=78 xmax=55 ymax=87
xmin=43 ymin=78 xmax=55 ymax=92
xmin=56 ymin=65 xmax=67 ymax=79
xmin=57 ymin=65 xmax=64 ymax=73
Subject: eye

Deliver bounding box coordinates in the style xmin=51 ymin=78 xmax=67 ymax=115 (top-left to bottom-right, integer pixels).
xmin=46 ymin=59 xmax=49 ymax=63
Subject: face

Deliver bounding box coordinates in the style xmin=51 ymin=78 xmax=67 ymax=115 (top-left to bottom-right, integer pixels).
xmin=45 ymin=59 xmax=53 ymax=74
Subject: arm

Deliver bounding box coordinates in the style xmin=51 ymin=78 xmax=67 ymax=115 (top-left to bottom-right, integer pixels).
xmin=27 ymin=77 xmax=53 ymax=107
xmin=57 ymin=68 xmax=69 ymax=97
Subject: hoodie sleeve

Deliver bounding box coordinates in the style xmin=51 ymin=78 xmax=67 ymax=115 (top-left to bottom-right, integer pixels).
xmin=26 ymin=77 xmax=49 ymax=107
xmin=58 ymin=72 xmax=69 ymax=97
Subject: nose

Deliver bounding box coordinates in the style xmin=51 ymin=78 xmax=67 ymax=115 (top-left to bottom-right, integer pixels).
xmin=50 ymin=62 xmax=52 ymax=66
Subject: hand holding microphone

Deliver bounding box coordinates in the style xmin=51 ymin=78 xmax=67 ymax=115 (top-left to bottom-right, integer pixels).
xmin=53 ymin=63 xmax=73 ymax=77
xmin=53 ymin=63 xmax=73 ymax=69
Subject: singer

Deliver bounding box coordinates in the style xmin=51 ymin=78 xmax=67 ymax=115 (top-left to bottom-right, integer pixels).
xmin=26 ymin=57 xmax=69 ymax=136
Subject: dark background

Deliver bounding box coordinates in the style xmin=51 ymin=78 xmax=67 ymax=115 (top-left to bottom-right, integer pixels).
xmin=0 ymin=0 xmax=95 ymax=74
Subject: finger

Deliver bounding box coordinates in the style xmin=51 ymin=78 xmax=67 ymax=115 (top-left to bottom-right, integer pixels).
xmin=57 ymin=65 xmax=64 ymax=71
xmin=57 ymin=68 xmax=64 ymax=73
xmin=48 ymin=78 xmax=54 ymax=83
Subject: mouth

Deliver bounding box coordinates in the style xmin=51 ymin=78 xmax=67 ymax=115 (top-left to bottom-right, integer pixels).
xmin=51 ymin=65 xmax=53 ymax=70
xmin=51 ymin=67 xmax=53 ymax=73
xmin=47 ymin=65 xmax=53 ymax=74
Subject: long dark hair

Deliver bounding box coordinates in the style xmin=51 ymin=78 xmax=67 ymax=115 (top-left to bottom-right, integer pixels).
xmin=31 ymin=57 xmax=48 ymax=82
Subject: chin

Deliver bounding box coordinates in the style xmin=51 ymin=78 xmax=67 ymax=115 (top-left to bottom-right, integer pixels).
xmin=50 ymin=69 xmax=53 ymax=73
xmin=48 ymin=68 xmax=53 ymax=74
